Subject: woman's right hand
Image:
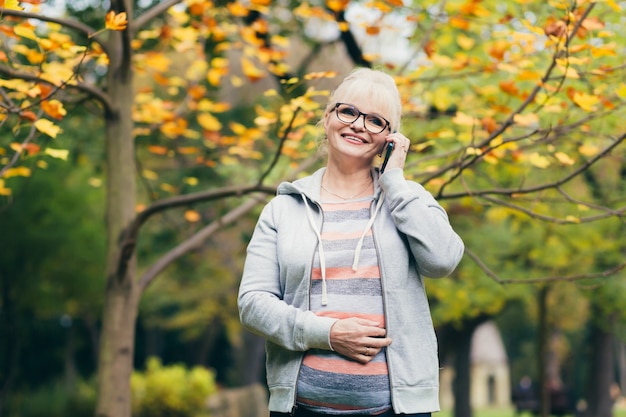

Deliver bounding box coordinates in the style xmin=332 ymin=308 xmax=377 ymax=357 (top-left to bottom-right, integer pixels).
xmin=329 ymin=317 xmax=392 ymax=364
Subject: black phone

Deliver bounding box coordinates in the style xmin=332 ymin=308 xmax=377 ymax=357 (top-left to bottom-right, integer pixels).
xmin=380 ymin=142 xmax=394 ymax=173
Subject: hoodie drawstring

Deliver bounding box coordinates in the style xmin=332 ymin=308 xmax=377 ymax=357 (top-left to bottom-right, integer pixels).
xmin=302 ymin=194 xmax=329 ymax=306
xmin=352 ymin=192 xmax=385 ymax=271
xmin=302 ymin=191 xmax=385 ymax=306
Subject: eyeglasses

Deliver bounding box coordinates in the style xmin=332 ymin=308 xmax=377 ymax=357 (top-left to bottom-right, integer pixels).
xmin=333 ymin=103 xmax=391 ymax=134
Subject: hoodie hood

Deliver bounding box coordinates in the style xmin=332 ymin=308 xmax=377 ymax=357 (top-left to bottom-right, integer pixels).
xmin=277 ymin=167 xmax=385 ymax=306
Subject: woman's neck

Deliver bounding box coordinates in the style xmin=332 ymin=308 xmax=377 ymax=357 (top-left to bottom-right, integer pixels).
xmin=321 ymin=165 xmax=373 ymax=200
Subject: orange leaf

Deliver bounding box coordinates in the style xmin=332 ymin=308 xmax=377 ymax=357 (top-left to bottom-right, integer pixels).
xmin=19 ymin=110 xmax=37 ymax=121
xmin=184 ymin=210 xmax=201 ymax=223
xmin=241 ymin=57 xmax=265 ymax=82
xmin=423 ymin=40 xmax=436 ymax=58
xmin=227 ymin=2 xmax=249 ymax=17
xmin=41 ymin=100 xmax=67 ymax=120
xmin=449 ymin=16 xmax=470 ymax=30
xmin=366 ymin=25 xmax=381 ymax=35
xmin=499 ymin=80 xmax=519 ymax=96
xmin=105 ymin=11 xmax=128 ymax=31
xmin=326 ymin=0 xmax=350 ymax=13
xmin=148 ymin=145 xmax=169 ymax=155
xmin=23 ymin=143 xmax=41 ymax=155
xmin=481 ymin=116 xmax=498 ymax=134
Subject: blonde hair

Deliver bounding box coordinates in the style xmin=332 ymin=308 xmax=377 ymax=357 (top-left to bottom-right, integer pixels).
xmin=324 ymin=68 xmax=402 ymax=133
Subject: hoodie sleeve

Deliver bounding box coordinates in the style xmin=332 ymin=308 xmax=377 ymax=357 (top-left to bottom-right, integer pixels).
xmin=379 ymin=168 xmax=464 ymax=278
xmin=237 ymin=199 xmax=337 ymax=351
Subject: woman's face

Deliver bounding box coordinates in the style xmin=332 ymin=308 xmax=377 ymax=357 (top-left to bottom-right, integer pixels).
xmin=323 ymin=99 xmax=391 ymax=166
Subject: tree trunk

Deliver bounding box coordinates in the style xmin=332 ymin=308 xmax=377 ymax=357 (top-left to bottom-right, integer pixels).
xmin=453 ymin=324 xmax=473 ymax=417
xmin=537 ymin=286 xmax=550 ymax=417
xmin=95 ymin=3 xmax=138 ymax=415
xmin=95 ymin=285 xmax=140 ymax=417
xmin=583 ymin=309 xmax=615 ymax=417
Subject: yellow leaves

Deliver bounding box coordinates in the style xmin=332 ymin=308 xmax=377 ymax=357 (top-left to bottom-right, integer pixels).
xmin=527 ymin=152 xmax=550 ymax=168
xmin=227 ymin=2 xmax=249 ymax=17
xmin=0 ymin=0 xmax=22 ymax=10
xmin=41 ymin=100 xmax=67 ymax=119
xmin=513 ymin=113 xmax=539 ymax=127
xmin=184 ymin=210 xmax=201 ymax=223
xmin=160 ymin=118 xmax=199 ymax=139
xmin=0 ymin=180 xmax=11 ymax=196
xmin=452 ymin=112 xmax=478 ymax=127
xmin=449 ymin=16 xmax=470 ymax=30
xmin=555 ymin=59 xmax=580 ymax=79
xmin=571 ymin=91 xmax=600 ymax=112
xmin=578 ymin=143 xmax=599 ymax=157
xmin=45 ymin=148 xmax=69 ymax=160
xmin=144 ymin=52 xmax=172 ymax=72
xmin=13 ymin=24 xmax=38 ymax=41
xmin=34 ymin=118 xmax=62 ymax=138
xmin=554 ymin=152 xmax=575 ymax=166
xmin=326 ymin=0 xmax=350 ymax=13
xmin=41 ymin=61 xmax=76 ymax=86
xmin=197 ymin=113 xmax=222 ymax=132
xmin=3 ymin=166 xmax=31 ymax=178
xmin=304 ymin=70 xmax=337 ymax=81
xmin=105 ymin=11 xmax=128 ymax=31
xmin=456 ymin=34 xmax=475 ymax=50
xmin=240 ymin=56 xmax=266 ymax=82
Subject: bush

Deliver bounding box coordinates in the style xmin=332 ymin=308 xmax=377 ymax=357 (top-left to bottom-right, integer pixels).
xmin=131 ymin=357 xmax=217 ymax=417
xmin=6 ymin=378 xmax=96 ymax=417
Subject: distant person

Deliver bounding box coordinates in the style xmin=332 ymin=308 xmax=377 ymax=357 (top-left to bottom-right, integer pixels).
xmin=238 ymin=68 xmax=464 ymax=417
xmin=512 ymin=376 xmax=537 ymax=415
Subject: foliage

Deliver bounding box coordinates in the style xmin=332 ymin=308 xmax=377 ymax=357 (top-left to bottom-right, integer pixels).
xmin=1 ymin=0 xmax=625 ymax=416
xmin=131 ymin=357 xmax=217 ymax=417
xmin=6 ymin=378 xmax=96 ymax=417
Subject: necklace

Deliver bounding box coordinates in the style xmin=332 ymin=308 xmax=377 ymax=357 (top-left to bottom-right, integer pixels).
xmin=321 ymin=180 xmax=373 ymax=200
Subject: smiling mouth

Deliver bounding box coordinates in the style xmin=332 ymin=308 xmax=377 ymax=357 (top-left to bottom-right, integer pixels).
xmin=343 ymin=134 xmax=367 ymax=144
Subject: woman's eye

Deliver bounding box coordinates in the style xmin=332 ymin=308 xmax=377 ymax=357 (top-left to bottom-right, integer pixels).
xmin=369 ymin=116 xmax=384 ymax=127
xmin=341 ymin=108 xmax=357 ymax=117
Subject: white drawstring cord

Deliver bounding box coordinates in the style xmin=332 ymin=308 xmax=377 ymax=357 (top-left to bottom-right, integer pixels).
xmin=302 ymin=194 xmax=328 ymax=306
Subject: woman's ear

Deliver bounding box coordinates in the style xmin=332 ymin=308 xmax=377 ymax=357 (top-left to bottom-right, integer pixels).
xmin=323 ymin=110 xmax=331 ymax=131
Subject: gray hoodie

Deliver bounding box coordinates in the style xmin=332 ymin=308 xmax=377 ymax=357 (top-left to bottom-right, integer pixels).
xmin=238 ymin=167 xmax=464 ymax=414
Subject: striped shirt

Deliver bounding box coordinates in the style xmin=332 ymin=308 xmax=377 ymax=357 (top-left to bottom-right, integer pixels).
xmin=296 ymin=197 xmax=391 ymax=415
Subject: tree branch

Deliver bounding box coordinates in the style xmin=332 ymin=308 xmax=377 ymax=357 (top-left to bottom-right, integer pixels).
xmin=132 ymin=0 xmax=183 ymax=34
xmin=134 ymin=153 xmax=323 ymax=291
xmin=435 ymin=2 xmax=597 ymax=196
xmin=442 ymin=132 xmax=626 ymax=200
xmin=0 ymin=65 xmax=113 ymax=114
xmin=137 ymin=195 xmax=264 ymax=292
xmin=257 ymin=107 xmax=301 ymax=185
xmin=464 ymin=248 xmax=626 ymax=285
xmin=0 ymin=9 xmax=108 ymax=54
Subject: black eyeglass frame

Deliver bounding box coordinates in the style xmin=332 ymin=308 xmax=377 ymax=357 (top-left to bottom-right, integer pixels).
xmin=333 ymin=102 xmax=391 ymax=134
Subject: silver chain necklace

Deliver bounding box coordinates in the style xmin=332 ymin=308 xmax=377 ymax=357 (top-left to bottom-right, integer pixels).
xmin=321 ymin=181 xmax=373 ymax=200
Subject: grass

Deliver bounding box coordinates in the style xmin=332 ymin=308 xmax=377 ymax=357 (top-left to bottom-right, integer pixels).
xmin=435 ymin=407 xmax=626 ymax=417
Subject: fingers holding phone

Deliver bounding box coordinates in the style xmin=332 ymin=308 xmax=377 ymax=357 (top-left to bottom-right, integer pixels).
xmin=379 ymin=132 xmax=410 ymax=173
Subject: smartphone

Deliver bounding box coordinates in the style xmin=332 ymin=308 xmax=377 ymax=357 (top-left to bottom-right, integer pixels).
xmin=380 ymin=142 xmax=394 ymax=173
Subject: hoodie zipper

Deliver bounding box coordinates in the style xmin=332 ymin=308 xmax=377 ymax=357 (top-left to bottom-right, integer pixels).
xmin=291 ymin=197 xmax=325 ymax=413
xmin=371 ymin=193 xmax=397 ymax=413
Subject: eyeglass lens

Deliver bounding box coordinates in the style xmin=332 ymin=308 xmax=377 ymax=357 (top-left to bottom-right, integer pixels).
xmin=335 ymin=103 xmax=388 ymax=134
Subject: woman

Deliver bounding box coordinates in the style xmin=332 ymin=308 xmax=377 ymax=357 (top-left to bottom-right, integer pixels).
xmin=238 ymin=68 xmax=464 ymax=417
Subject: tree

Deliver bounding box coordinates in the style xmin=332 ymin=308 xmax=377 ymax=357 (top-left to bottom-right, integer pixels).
xmin=1 ymin=1 xmax=625 ymax=417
